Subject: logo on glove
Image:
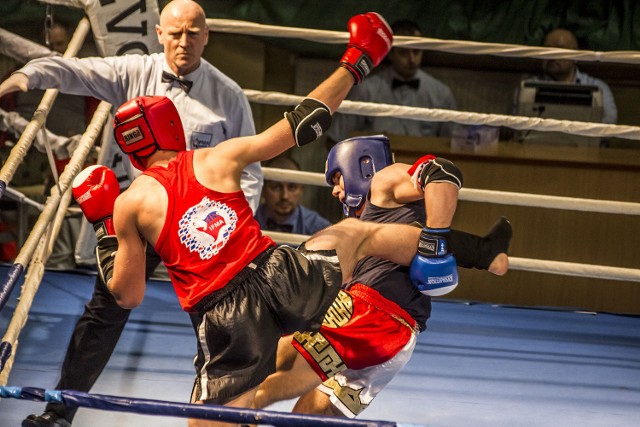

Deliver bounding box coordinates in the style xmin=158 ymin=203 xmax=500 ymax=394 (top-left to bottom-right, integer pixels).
xmin=311 ymin=122 xmax=324 ymax=138
xmin=75 ymin=190 xmax=92 ymax=205
xmin=427 ymin=274 xmax=454 ymax=285
xmin=420 ymin=240 xmax=437 ymax=253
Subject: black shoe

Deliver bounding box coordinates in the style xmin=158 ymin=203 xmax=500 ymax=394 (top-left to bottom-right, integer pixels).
xmin=22 ymin=411 xmax=71 ymax=427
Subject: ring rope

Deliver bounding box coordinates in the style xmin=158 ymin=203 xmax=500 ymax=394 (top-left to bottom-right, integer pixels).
xmin=244 ymin=89 xmax=640 ymax=141
xmin=0 ymin=386 xmax=404 ymax=427
xmin=264 ymin=228 xmax=640 ymax=283
xmin=1 ymin=186 xmax=82 ymax=216
xmin=2 ymin=187 xmax=46 ymax=212
xmin=262 ymin=168 xmax=640 ymax=215
xmin=0 ymin=222 xmax=50 ymax=384
xmin=508 ymin=257 xmax=640 ymax=282
xmin=0 ymin=107 xmax=83 ymax=159
xmin=262 ymin=231 xmax=640 ymax=283
xmin=0 ymin=101 xmax=110 ymax=385
xmin=261 ymin=167 xmax=640 ymax=283
xmin=207 ymin=18 xmax=640 ymax=64
xmin=0 ymin=100 xmax=110 ymax=313
xmin=0 ymin=28 xmax=58 ymax=64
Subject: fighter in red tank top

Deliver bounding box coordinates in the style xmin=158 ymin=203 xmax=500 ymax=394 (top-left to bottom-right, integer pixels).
xmin=144 ymin=150 xmax=275 ymax=312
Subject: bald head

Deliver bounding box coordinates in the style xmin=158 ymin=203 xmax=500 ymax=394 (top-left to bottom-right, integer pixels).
xmin=543 ymin=28 xmax=579 ymax=50
xmin=160 ymin=0 xmax=206 ymax=27
xmin=157 ymin=0 xmax=209 ymax=76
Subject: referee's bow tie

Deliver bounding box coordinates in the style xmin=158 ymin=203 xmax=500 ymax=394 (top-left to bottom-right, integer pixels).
xmin=161 ymin=71 xmax=193 ymax=93
xmin=392 ymin=78 xmax=420 ymax=90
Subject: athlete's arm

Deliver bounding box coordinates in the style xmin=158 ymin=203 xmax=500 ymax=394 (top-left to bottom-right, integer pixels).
xmin=109 ymin=189 xmax=148 ymax=309
xmin=214 ymin=12 xmax=393 ymax=170
xmin=218 ymin=67 xmax=355 ymax=169
xmin=369 ymin=163 xmax=423 ymax=207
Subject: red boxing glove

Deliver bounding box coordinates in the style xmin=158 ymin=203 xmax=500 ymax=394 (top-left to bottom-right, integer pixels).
xmin=340 ymin=12 xmax=393 ymax=84
xmin=72 ymin=165 xmax=120 ymax=237
xmin=72 ymin=165 xmax=120 ymax=284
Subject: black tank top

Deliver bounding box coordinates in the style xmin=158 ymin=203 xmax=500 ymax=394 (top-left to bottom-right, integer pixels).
xmin=346 ymin=199 xmax=431 ymax=331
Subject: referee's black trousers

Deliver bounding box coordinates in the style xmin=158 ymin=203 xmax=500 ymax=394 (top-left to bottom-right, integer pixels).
xmin=45 ymin=247 xmax=163 ymax=422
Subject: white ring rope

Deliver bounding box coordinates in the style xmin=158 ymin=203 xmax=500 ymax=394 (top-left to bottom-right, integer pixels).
xmin=0 ymin=17 xmax=106 ymax=386
xmin=0 ymin=28 xmax=58 ymax=64
xmin=244 ymin=90 xmax=640 ymax=141
xmin=261 ymin=231 xmax=640 ymax=283
xmin=211 ymin=19 xmax=640 ymax=141
xmin=0 ymin=107 xmax=82 ymax=158
xmin=262 ymin=168 xmax=640 ymax=283
xmin=508 ymin=257 xmax=640 ymax=282
xmin=3 ymin=187 xmax=46 ymax=212
xmin=10 ymin=101 xmax=110 ymax=278
xmin=208 ymin=18 xmax=640 ymax=64
xmin=2 ymin=186 xmax=82 ymax=216
xmin=263 ymin=168 xmax=640 ymax=216
xmin=0 ymin=101 xmax=110 ymax=386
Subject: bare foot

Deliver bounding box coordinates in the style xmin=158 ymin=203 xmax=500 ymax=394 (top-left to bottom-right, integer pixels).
xmin=488 ymin=253 xmax=508 ymax=276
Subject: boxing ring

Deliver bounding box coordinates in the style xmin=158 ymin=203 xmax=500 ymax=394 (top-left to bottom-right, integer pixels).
xmin=1 ymin=5 xmax=640 ymax=427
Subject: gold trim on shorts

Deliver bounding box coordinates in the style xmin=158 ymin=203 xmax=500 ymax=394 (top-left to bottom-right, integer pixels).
xmin=322 ymin=290 xmax=354 ymax=328
xmin=292 ymin=290 xmax=353 ymax=378
xmin=324 ymin=377 xmax=369 ymax=415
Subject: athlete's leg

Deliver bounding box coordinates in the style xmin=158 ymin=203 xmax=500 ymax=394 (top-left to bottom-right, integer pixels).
xmin=254 ymin=336 xmax=322 ymax=409
xmin=305 ymin=219 xmax=421 ymax=282
xmin=423 ymin=181 xmax=458 ymax=229
xmin=293 ymin=388 xmax=343 ymax=416
xmin=189 ymin=387 xmax=259 ymax=427
xmin=449 ymin=217 xmax=512 ymax=275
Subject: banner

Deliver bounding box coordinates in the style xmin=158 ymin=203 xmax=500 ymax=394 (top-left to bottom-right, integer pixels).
xmin=38 ymin=0 xmax=162 ymax=56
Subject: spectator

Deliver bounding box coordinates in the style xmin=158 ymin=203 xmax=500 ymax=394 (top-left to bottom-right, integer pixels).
xmin=255 ymin=155 xmax=331 ymax=235
xmin=517 ymin=28 xmax=617 ymax=125
xmin=326 ymin=19 xmax=457 ymax=142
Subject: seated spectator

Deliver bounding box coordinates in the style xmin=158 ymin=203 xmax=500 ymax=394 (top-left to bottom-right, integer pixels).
xmin=255 ymin=155 xmax=331 ymax=235
xmin=516 ymin=28 xmax=617 ymax=125
xmin=326 ymin=19 xmax=457 ymax=143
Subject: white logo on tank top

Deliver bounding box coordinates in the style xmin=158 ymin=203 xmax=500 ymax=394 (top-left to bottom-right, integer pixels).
xmin=178 ymin=197 xmax=238 ymax=260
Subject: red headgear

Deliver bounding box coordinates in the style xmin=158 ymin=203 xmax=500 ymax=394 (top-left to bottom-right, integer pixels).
xmin=113 ymin=96 xmax=186 ymax=170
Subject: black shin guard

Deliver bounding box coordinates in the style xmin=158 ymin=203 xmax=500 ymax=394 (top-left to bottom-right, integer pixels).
xmin=449 ymin=217 xmax=512 ymax=270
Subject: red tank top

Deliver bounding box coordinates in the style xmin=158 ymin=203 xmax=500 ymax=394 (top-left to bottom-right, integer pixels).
xmin=144 ymin=151 xmax=275 ymax=311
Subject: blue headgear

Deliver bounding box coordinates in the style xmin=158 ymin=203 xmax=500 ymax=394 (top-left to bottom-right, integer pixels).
xmin=325 ymin=135 xmax=393 ymax=217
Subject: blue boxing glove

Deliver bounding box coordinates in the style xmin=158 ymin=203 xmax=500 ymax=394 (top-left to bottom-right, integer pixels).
xmin=410 ymin=228 xmax=459 ymax=296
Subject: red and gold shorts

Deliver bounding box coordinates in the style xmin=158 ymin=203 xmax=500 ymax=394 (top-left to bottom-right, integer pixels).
xmin=292 ymin=283 xmax=418 ymax=381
